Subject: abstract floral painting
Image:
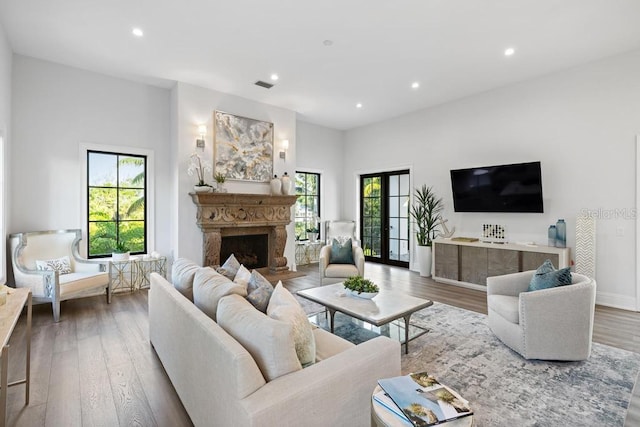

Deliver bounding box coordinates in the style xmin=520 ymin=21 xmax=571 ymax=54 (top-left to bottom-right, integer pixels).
xmin=214 ymin=110 xmax=274 ymax=182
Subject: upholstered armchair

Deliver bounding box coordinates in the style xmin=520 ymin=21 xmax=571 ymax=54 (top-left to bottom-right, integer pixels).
xmin=324 ymin=220 xmax=360 ymax=247
xmin=9 ymin=229 xmax=111 ymax=322
xmin=487 ymin=270 xmax=596 ymax=361
xmin=319 ymin=244 xmax=365 ymax=286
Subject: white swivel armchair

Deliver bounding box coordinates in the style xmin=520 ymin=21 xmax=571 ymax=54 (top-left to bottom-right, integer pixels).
xmin=487 ymin=270 xmax=596 ymax=361
xmin=10 ymin=229 xmax=111 ymax=322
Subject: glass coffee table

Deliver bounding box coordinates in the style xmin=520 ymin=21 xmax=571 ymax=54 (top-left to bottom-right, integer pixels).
xmin=297 ymin=283 xmax=433 ymax=354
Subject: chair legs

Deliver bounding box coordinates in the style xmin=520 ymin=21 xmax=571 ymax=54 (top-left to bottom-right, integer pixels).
xmin=52 ymin=300 xmax=60 ymax=323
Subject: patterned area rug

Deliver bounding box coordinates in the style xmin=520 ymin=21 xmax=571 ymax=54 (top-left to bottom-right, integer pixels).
xmin=303 ymin=300 xmax=640 ymax=426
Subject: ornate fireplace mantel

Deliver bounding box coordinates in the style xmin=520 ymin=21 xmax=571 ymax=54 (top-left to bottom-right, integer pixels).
xmin=190 ymin=192 xmax=298 ymax=271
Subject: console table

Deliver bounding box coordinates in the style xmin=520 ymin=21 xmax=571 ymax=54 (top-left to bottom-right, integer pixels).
xmin=0 ymin=288 xmax=32 ymax=427
xmin=433 ymin=239 xmax=570 ymax=291
xmin=110 ymin=256 xmax=167 ymax=293
xmin=295 ymin=241 xmax=323 ymax=265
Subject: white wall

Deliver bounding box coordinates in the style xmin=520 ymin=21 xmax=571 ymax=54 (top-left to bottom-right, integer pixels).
xmin=10 ymin=56 xmax=172 ymax=256
xmin=0 ymin=22 xmax=12 ymax=285
xmin=296 ymin=121 xmax=345 ymax=227
xmin=344 ymin=49 xmax=640 ymax=310
xmin=172 ymin=82 xmax=298 ymax=268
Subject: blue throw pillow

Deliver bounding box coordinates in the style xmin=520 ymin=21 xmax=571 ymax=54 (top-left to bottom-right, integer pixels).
xmin=528 ymin=259 xmax=572 ymax=291
xmin=329 ymin=238 xmax=354 ymax=264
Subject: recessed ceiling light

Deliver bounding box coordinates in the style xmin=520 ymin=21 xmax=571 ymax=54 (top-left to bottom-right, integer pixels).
xmin=411 ymin=82 xmax=420 ymax=89
xmin=504 ymin=47 xmax=515 ymax=56
xmin=356 ymin=103 xmax=363 ymax=109
xmin=270 ymin=74 xmax=279 ymax=81
xmin=132 ymin=28 xmax=144 ymax=37
xmin=323 ymin=40 xmax=333 ymax=47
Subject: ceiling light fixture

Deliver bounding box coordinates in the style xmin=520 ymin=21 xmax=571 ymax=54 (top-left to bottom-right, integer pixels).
xmin=132 ymin=28 xmax=144 ymax=37
xmin=411 ymin=82 xmax=420 ymax=89
xmin=271 ymin=74 xmax=279 ymax=81
xmin=504 ymin=47 xmax=515 ymax=56
xmin=356 ymin=103 xmax=363 ymax=109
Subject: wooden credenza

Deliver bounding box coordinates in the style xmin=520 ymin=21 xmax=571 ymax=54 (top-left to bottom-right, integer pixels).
xmin=433 ymin=239 xmax=570 ymax=291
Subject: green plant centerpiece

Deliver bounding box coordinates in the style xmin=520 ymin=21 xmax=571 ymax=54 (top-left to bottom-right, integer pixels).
xmin=214 ymin=172 xmax=226 ymax=184
xmin=343 ymin=275 xmax=379 ymax=298
xmin=111 ymin=241 xmax=131 ymax=262
xmin=410 ymin=185 xmax=444 ymax=247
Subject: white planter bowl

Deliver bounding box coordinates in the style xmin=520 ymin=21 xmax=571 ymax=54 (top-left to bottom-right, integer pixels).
xmin=348 ymin=289 xmax=378 ymax=299
xmin=112 ymin=252 xmax=130 ymax=262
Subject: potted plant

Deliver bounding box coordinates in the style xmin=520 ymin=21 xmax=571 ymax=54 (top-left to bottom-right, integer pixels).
xmin=343 ymin=275 xmax=379 ymax=299
xmin=306 ymin=226 xmax=319 ymax=242
xmin=214 ymin=172 xmax=227 ymax=193
xmin=112 ymin=241 xmax=130 ymax=262
xmin=187 ymin=153 xmax=212 ymax=192
xmin=410 ymin=185 xmax=444 ymax=277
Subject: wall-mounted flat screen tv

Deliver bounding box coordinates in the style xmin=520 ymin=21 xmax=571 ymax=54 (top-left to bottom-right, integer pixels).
xmin=450 ymin=161 xmax=544 ymax=213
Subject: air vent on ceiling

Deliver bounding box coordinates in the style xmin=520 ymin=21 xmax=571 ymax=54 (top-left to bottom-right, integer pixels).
xmin=254 ymin=80 xmax=274 ymax=89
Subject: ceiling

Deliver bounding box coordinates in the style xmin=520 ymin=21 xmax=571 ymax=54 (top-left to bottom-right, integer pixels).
xmin=2 ymin=0 xmax=640 ymax=130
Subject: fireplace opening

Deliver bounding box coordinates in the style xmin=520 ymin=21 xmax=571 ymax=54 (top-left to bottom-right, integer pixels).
xmin=220 ymin=234 xmax=269 ymax=269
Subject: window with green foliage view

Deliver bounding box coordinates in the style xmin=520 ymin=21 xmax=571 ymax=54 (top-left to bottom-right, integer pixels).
xmin=294 ymin=172 xmax=320 ymax=240
xmin=87 ymin=151 xmax=146 ymax=257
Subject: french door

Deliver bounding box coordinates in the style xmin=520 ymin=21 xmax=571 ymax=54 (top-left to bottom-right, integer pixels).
xmin=360 ymin=170 xmax=410 ymax=267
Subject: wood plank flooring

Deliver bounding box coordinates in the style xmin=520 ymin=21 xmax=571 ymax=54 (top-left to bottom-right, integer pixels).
xmin=3 ymin=262 xmax=640 ymax=426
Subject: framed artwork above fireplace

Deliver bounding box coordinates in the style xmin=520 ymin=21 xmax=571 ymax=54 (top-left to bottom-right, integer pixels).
xmin=213 ymin=110 xmax=274 ymax=182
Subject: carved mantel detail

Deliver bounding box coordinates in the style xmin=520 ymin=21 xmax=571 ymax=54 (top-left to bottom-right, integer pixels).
xmin=191 ymin=193 xmax=298 ymax=271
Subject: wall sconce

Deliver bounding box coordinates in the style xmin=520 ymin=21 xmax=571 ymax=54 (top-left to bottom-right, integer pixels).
xmin=279 ymin=139 xmax=289 ymax=160
xmin=196 ymin=125 xmax=207 ymax=148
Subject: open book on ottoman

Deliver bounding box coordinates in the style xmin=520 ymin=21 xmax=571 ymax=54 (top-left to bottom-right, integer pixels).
xmin=377 ymin=372 xmax=473 ymax=426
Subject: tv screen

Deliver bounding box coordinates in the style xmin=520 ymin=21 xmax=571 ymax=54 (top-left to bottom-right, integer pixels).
xmin=450 ymin=161 xmax=544 ymax=213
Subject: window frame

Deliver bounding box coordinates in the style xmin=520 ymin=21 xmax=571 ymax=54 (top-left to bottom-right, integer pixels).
xmin=80 ymin=143 xmax=155 ymax=259
xmin=294 ymin=171 xmax=321 ymax=241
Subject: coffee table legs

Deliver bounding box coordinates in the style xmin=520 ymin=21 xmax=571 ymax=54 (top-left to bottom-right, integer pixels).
xmin=328 ymin=309 xmax=336 ymax=333
xmin=403 ymin=315 xmax=411 ymax=355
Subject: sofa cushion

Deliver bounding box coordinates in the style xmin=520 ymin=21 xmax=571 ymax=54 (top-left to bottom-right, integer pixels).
xmin=171 ymin=258 xmax=200 ymax=301
xmin=217 ymin=294 xmax=301 ymax=382
xmin=267 ymin=282 xmax=316 ymax=367
xmin=233 ymin=265 xmax=252 ymax=289
xmin=216 ymin=254 xmax=241 ymax=280
xmin=36 ymin=255 xmax=72 ymax=274
xmin=246 ymin=270 xmax=273 ymax=312
xmin=528 ymin=259 xmax=572 ymax=292
xmin=329 ymin=238 xmax=354 ymax=264
xmin=193 ymin=267 xmax=247 ymax=321
xmin=488 ymin=294 xmax=520 ymax=324
xmin=312 ymin=328 xmax=355 ymax=362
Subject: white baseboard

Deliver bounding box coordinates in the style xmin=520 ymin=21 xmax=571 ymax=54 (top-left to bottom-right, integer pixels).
xmin=596 ymin=291 xmax=638 ymax=312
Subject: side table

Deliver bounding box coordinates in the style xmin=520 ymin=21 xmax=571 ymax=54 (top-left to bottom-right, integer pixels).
xmin=109 ymin=256 xmax=167 ymax=293
xmin=0 ymin=288 xmax=32 ymax=427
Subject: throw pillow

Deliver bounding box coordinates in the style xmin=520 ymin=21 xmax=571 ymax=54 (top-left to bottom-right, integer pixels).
xmin=246 ymin=270 xmax=274 ymax=312
xmin=217 ymin=294 xmax=301 ymax=382
xmin=329 ymin=238 xmax=354 ymax=264
xmin=193 ymin=267 xmax=247 ymax=321
xmin=528 ymin=259 xmax=573 ymax=292
xmin=216 ymin=254 xmax=240 ymax=280
xmin=267 ymin=282 xmax=316 ymax=367
xmin=171 ymin=258 xmax=200 ymax=301
xmin=35 ymin=256 xmax=72 ymax=275
xmin=233 ymin=265 xmax=252 ymax=290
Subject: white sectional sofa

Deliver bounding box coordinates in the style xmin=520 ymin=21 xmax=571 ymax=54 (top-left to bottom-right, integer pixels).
xmin=149 ymin=271 xmax=401 ymax=426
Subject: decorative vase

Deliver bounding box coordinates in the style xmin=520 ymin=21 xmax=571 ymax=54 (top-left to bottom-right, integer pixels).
xmin=193 ymin=185 xmax=211 ymax=193
xmin=308 ymin=233 xmax=318 ymax=243
xmin=216 ymin=182 xmax=227 ymax=193
xmin=270 ymin=175 xmax=282 ymax=195
xmin=416 ymin=245 xmax=432 ymax=277
xmin=555 ymin=219 xmax=566 ymax=248
xmin=281 ymin=172 xmax=292 ymax=195
xmin=548 ymin=225 xmax=557 ymax=247
xmin=348 ymin=290 xmax=378 ymax=299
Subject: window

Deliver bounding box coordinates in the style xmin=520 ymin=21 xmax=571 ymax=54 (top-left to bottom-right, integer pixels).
xmin=87 ymin=150 xmax=147 ymax=257
xmin=294 ymin=172 xmax=320 ymax=240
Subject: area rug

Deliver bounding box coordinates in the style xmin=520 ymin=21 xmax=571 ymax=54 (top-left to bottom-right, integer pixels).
xmin=304 ymin=301 xmax=640 ymax=426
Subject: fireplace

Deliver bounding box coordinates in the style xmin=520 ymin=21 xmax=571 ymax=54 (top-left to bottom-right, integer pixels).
xmin=220 ymin=234 xmax=269 ymax=269
xmin=190 ymin=192 xmax=298 ymax=272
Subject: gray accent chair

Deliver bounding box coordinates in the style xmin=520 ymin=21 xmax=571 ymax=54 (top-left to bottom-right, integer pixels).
xmin=487 ymin=270 xmax=596 ymax=361
xmin=318 ymin=245 xmax=365 ymax=286
xmin=9 ymin=229 xmax=111 ymax=322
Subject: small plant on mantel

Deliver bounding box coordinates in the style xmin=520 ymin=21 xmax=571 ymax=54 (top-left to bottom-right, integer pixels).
xmin=343 ymin=276 xmax=379 ymax=294
xmin=214 ymin=172 xmax=226 ymax=184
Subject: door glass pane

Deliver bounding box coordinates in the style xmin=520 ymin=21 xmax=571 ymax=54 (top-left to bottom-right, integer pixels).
xmin=389 ymin=175 xmax=399 ymax=196
xmin=389 ymin=239 xmax=399 ymax=261
xmin=389 ymin=196 xmax=399 ymax=217
xmin=389 ymin=218 xmax=399 ymax=239
xmin=400 ymin=218 xmax=409 ymax=240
